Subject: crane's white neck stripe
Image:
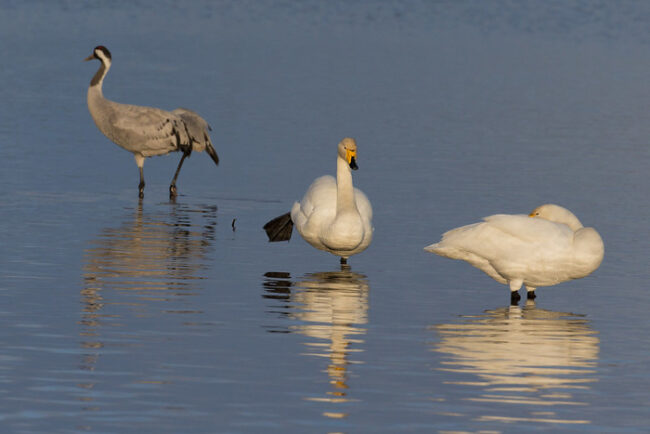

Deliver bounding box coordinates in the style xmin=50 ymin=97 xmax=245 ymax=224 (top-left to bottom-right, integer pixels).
xmin=95 ymin=50 xmax=111 ymax=65
xmin=90 ymin=57 xmax=110 ymax=87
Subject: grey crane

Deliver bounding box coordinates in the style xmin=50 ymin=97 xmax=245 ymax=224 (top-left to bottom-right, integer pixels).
xmin=85 ymin=45 xmax=219 ymax=199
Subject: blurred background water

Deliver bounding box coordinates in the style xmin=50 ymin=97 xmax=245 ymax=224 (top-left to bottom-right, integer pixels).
xmin=0 ymin=0 xmax=649 ymax=432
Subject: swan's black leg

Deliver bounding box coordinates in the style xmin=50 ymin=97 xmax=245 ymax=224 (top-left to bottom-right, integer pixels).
xmin=510 ymin=290 xmax=521 ymax=305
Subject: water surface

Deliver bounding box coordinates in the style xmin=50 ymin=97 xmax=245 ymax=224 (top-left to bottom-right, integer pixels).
xmin=1 ymin=1 xmax=649 ymax=432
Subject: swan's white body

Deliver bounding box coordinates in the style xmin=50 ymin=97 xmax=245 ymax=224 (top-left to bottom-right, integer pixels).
xmin=292 ymin=174 xmax=373 ymax=259
xmin=287 ymin=138 xmax=373 ymax=261
xmin=425 ymin=204 xmax=604 ymax=295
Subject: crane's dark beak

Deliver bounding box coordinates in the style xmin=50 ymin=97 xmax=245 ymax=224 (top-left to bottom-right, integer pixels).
xmin=349 ymin=156 xmax=358 ymax=170
xmin=84 ymin=54 xmax=95 ymax=62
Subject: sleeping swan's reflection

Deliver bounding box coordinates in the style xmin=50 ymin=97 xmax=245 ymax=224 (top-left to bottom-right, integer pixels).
xmin=262 ymin=268 xmax=369 ymax=418
xmin=430 ymin=302 xmax=599 ymax=425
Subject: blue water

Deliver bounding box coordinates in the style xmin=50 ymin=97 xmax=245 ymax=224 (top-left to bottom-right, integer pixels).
xmin=1 ymin=1 xmax=649 ymax=432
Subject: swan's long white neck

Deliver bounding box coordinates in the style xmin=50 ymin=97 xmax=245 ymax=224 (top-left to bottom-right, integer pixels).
xmin=553 ymin=210 xmax=584 ymax=232
xmin=565 ymin=215 xmax=584 ymax=232
xmin=336 ymin=155 xmax=357 ymax=214
xmin=533 ymin=204 xmax=584 ymax=232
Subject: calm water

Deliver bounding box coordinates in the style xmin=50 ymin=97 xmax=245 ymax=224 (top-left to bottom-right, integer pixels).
xmin=1 ymin=1 xmax=649 ymax=432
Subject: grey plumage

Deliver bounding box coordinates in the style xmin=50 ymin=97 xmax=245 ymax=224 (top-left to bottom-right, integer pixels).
xmin=172 ymin=108 xmax=219 ymax=165
xmin=85 ymin=45 xmax=218 ymax=198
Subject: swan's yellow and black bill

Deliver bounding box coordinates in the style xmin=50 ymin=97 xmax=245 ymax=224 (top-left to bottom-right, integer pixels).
xmin=346 ymin=149 xmax=358 ymax=170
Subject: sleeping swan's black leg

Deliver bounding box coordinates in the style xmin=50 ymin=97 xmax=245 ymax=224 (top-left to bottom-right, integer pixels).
xmin=510 ymin=290 xmax=521 ymax=305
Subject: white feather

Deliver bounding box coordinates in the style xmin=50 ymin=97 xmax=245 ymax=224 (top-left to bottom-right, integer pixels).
xmin=425 ymin=204 xmax=604 ymax=293
xmin=290 ymin=138 xmax=373 ymax=261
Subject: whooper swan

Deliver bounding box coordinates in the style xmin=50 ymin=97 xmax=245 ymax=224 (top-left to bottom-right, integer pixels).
xmin=425 ymin=204 xmax=604 ymax=303
xmin=264 ymin=138 xmax=373 ymax=265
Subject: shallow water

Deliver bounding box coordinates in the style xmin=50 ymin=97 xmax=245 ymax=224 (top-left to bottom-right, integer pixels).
xmin=1 ymin=1 xmax=649 ymax=432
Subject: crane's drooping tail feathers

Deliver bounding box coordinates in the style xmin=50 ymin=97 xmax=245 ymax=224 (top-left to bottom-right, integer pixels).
xmin=172 ymin=108 xmax=219 ymax=166
xmin=205 ymin=142 xmax=219 ymax=166
xmin=264 ymin=212 xmax=294 ymax=242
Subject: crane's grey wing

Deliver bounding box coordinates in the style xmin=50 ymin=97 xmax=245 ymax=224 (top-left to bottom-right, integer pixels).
xmin=109 ymin=103 xmax=190 ymax=156
xmin=173 ymin=108 xmax=219 ymax=165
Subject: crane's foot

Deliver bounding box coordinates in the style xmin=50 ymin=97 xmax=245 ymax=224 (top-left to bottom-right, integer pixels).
xmin=340 ymin=257 xmax=348 ymax=265
xmin=527 ymin=290 xmax=537 ymax=300
xmin=169 ymin=184 xmax=178 ymax=199
xmin=510 ymin=290 xmax=521 ymax=305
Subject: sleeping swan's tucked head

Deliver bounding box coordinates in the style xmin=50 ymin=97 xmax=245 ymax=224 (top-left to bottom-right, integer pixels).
xmin=338 ymin=138 xmax=358 ymax=170
xmin=425 ymin=203 xmax=604 ymax=302
xmin=529 ymin=203 xmax=604 ymax=274
xmin=529 ymin=204 xmax=584 ymax=231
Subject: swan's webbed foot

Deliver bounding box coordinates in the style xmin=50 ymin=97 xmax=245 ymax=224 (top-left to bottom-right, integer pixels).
xmin=263 ymin=213 xmax=293 ymax=242
xmin=510 ymin=290 xmax=521 ymax=305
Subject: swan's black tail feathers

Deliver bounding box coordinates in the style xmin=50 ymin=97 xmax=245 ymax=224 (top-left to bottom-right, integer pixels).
xmin=264 ymin=212 xmax=293 ymax=242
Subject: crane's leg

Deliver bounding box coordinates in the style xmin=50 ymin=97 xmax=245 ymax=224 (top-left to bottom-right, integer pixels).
xmin=138 ymin=167 xmax=145 ymax=198
xmin=134 ymin=154 xmax=146 ymax=198
xmin=169 ymin=152 xmax=189 ymax=199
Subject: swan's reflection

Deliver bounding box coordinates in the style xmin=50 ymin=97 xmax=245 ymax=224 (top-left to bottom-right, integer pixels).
xmin=430 ymin=301 xmax=599 ymax=425
xmin=78 ymin=202 xmax=216 ymax=401
xmin=263 ymin=268 xmax=369 ymax=418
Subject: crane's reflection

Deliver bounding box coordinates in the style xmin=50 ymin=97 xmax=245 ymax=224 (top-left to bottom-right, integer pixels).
xmin=78 ymin=202 xmax=216 ymax=406
xmin=430 ymin=301 xmax=599 ymax=425
xmin=82 ymin=202 xmax=216 ymax=299
xmin=262 ymin=268 xmax=369 ymax=419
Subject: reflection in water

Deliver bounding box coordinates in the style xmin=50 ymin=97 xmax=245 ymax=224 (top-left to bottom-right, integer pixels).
xmin=263 ymin=268 xmax=369 ymax=419
xmin=430 ymin=301 xmax=599 ymax=425
xmin=79 ymin=202 xmax=216 ymax=405
xmin=82 ymin=202 xmax=216 ymax=299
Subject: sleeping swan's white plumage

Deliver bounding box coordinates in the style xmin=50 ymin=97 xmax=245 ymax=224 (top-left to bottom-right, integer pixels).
xmin=264 ymin=138 xmax=373 ymax=264
xmin=424 ymin=204 xmax=604 ymax=302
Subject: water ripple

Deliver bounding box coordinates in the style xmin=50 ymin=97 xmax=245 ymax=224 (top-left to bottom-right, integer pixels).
xmin=430 ymin=301 xmax=599 ymax=425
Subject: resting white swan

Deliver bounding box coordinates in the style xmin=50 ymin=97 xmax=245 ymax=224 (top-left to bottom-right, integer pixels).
xmin=264 ymin=138 xmax=373 ymax=264
xmin=425 ymin=204 xmax=604 ymax=303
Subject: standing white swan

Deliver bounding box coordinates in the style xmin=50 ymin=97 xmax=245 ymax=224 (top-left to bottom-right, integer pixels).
xmin=85 ymin=46 xmax=219 ymax=199
xmin=425 ymin=204 xmax=604 ymax=303
xmin=264 ymin=138 xmax=373 ymax=264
